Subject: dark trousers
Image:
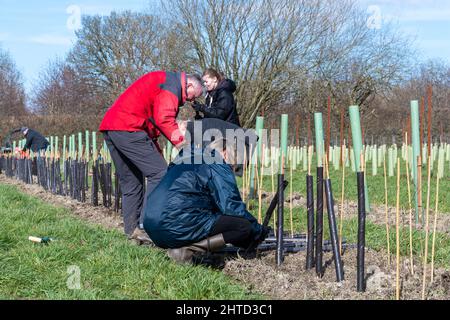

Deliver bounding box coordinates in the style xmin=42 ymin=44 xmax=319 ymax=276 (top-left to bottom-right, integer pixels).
xmin=209 ymin=215 xmax=254 ymax=248
xmin=103 ymin=131 xmax=167 ymax=235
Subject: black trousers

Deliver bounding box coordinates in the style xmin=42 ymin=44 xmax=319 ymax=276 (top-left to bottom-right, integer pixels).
xmin=209 ymin=215 xmax=254 ymax=248
xmin=103 ymin=131 xmax=167 ymax=235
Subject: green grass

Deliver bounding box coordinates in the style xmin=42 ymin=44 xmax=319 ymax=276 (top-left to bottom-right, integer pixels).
xmin=0 ymin=184 xmax=261 ymax=300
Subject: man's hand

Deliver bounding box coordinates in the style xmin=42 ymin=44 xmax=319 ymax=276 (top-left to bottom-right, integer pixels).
xmin=177 ymin=120 xmax=187 ymax=137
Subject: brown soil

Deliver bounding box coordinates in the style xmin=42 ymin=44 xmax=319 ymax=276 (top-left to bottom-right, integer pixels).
xmin=1 ymin=174 xmax=449 ymax=300
xmin=224 ymin=249 xmax=450 ymax=300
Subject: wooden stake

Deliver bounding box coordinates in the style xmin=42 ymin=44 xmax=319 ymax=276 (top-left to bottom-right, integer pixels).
xmin=242 ymin=150 xmax=247 ymax=202
xmin=420 ymin=97 xmax=425 ymax=153
xmin=289 ymin=153 xmax=294 ymax=237
xmin=383 ymin=152 xmax=391 ymax=267
xmin=339 ymin=142 xmax=346 ymax=255
xmin=255 ymin=152 xmax=261 ymax=223
xmin=295 ymin=114 xmax=300 ymax=147
xmin=427 ymin=85 xmax=432 ymax=157
xmin=247 ymin=146 xmax=253 ymax=194
xmin=340 ymin=108 xmax=345 ymax=168
xmin=271 ymin=148 xmax=276 ymax=235
xmin=395 ymin=157 xmax=401 ymax=300
xmin=430 ymin=168 xmax=440 ymax=283
xmin=422 ymin=155 xmax=432 ymax=300
xmin=417 ymin=156 xmax=422 ymax=225
xmin=326 ymin=95 xmax=331 ymax=163
xmin=405 ymin=133 xmax=414 ymax=275
xmin=257 ymin=145 xmax=265 ymax=224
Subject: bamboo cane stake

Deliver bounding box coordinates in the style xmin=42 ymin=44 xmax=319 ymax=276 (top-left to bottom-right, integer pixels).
xmin=405 ymin=133 xmax=414 ymax=275
xmin=383 ymin=151 xmax=391 ymax=267
xmin=247 ymin=146 xmax=253 ymax=197
xmin=427 ymin=85 xmax=432 ymax=158
xmin=258 ymin=144 xmax=265 ymax=224
xmin=395 ymin=157 xmax=401 ymax=300
xmin=430 ymin=167 xmax=440 ymax=283
xmin=254 ymin=152 xmax=261 ymax=221
xmin=271 ymin=148 xmax=276 ymax=235
xmin=422 ymin=155 xmax=432 ymax=300
xmin=242 ymin=150 xmax=247 ymax=202
xmin=340 ymin=109 xmax=344 ymax=168
xmin=339 ymin=140 xmax=346 ymax=255
xmin=417 ymin=155 xmax=422 ymax=225
xmin=289 ymin=152 xmax=294 ymax=237
xmin=326 ymin=96 xmax=331 ymax=162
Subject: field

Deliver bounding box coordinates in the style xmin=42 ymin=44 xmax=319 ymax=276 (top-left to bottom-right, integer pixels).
xmin=1 ymin=150 xmax=449 ymax=300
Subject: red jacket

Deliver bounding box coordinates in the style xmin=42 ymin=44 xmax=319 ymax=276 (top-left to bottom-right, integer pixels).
xmin=99 ymin=71 xmax=186 ymax=148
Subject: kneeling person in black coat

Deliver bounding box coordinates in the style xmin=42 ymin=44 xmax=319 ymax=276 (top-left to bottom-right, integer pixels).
xmin=143 ymin=138 xmax=268 ymax=264
xmin=19 ymin=127 xmax=49 ymax=153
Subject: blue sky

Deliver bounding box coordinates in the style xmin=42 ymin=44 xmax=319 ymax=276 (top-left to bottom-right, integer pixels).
xmin=1 ymin=0 xmax=449 ymax=94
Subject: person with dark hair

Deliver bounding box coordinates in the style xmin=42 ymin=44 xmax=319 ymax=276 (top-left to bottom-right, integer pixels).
xmin=143 ymin=138 xmax=270 ymax=264
xmin=192 ymin=68 xmax=241 ymax=126
xmin=99 ymin=71 xmax=203 ymax=242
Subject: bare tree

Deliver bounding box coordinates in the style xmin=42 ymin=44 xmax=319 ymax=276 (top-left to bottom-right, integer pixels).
xmin=68 ymin=11 xmax=194 ymax=110
xmin=31 ymin=59 xmax=104 ymax=116
xmin=0 ymin=46 xmax=27 ymax=117
xmin=163 ymin=0 xmax=414 ymax=127
xmin=163 ymin=0 xmax=337 ymax=126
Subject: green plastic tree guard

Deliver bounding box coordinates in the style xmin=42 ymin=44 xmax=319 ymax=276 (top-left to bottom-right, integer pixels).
xmin=349 ymin=105 xmax=370 ymax=212
xmin=55 ymin=136 xmax=59 ymax=157
xmin=63 ymin=135 xmax=66 ymax=160
xmin=92 ymin=132 xmax=97 ymax=159
xmin=280 ymin=114 xmax=288 ymax=174
xmin=314 ymin=113 xmax=324 ymax=168
xmin=85 ymin=130 xmax=90 ymax=162
xmin=410 ymin=100 xmax=420 ymax=224
xmin=250 ymin=116 xmax=264 ymax=197
xmin=78 ymin=132 xmax=83 ymax=160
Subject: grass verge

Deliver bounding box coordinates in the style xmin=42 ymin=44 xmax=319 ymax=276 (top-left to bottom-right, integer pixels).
xmin=0 ymin=184 xmax=261 ymax=300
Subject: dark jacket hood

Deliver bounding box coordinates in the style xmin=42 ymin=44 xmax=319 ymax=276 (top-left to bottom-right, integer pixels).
xmin=216 ymin=79 xmax=236 ymax=93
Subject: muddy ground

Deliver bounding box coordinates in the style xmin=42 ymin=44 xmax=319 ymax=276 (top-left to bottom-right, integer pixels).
xmin=1 ymin=174 xmax=448 ymax=300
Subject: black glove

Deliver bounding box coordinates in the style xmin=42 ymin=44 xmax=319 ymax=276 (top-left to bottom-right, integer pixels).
xmin=245 ymin=225 xmax=272 ymax=253
xmin=192 ymin=101 xmax=204 ymax=112
xmin=194 ymin=111 xmax=204 ymax=120
xmin=255 ymin=225 xmax=272 ymax=244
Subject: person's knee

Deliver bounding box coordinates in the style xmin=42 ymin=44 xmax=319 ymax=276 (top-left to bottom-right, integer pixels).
xmin=121 ymin=181 xmax=143 ymax=196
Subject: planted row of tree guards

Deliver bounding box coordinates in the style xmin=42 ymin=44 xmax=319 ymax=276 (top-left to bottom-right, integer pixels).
xmin=233 ymin=140 xmax=449 ymax=176
xmin=2 ymin=131 xmax=121 ymax=212
xmin=238 ymin=112 xmax=369 ymax=291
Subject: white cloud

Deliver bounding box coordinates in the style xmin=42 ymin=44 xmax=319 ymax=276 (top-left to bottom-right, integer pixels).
xmin=29 ymin=34 xmax=75 ymax=46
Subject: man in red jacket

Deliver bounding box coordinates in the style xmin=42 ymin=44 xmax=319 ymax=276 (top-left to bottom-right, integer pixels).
xmin=99 ymin=71 xmax=203 ymax=241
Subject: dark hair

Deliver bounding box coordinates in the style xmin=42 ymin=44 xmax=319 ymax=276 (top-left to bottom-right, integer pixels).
xmin=202 ymin=68 xmax=224 ymax=82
